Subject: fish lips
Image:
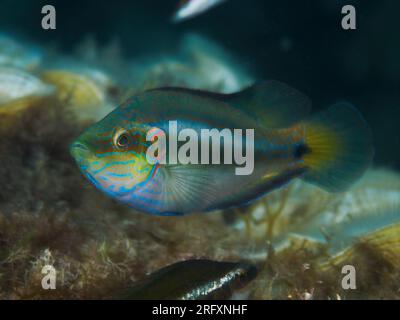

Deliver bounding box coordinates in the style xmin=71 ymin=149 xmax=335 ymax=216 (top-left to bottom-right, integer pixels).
xmin=70 ymin=142 xmax=104 ymax=190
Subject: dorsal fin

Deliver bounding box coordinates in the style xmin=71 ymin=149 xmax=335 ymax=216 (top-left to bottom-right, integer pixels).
xmin=225 ymin=80 xmax=312 ymax=127
xmin=149 ymin=80 xmax=311 ymax=128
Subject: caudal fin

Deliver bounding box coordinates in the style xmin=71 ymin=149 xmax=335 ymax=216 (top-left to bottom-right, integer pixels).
xmin=302 ymin=103 xmax=374 ymax=192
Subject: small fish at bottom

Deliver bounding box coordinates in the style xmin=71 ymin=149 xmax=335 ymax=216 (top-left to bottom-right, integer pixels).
xmin=115 ymin=259 xmax=257 ymax=300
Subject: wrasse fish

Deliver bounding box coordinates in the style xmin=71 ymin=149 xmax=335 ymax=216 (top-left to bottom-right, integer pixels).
xmin=70 ymin=81 xmax=373 ymax=216
xmin=172 ymin=0 xmax=227 ymax=22
xmin=116 ymin=259 xmax=257 ymax=300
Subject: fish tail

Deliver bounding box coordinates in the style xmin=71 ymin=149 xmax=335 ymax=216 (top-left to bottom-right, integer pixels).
xmin=301 ymin=102 xmax=373 ymax=192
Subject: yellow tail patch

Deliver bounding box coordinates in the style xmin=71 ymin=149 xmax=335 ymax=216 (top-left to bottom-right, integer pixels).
xmin=301 ymin=103 xmax=373 ymax=192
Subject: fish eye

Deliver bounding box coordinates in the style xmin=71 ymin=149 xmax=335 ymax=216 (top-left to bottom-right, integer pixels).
xmin=114 ymin=129 xmax=130 ymax=149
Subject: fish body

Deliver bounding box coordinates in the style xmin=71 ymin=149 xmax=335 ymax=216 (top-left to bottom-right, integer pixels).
xmin=71 ymin=81 xmax=373 ymax=216
xmin=173 ymin=0 xmax=226 ymax=22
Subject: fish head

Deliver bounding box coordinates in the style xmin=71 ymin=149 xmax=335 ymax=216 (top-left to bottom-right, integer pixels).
xmin=70 ymin=107 xmax=155 ymax=199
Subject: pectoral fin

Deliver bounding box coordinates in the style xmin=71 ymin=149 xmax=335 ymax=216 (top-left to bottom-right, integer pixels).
xmin=160 ymin=164 xmax=219 ymax=214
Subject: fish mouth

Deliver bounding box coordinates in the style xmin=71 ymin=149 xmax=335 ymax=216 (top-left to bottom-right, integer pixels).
xmin=70 ymin=142 xmax=104 ymax=189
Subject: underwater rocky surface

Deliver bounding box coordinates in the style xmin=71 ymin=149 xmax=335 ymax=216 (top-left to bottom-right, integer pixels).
xmin=0 ymin=33 xmax=399 ymax=300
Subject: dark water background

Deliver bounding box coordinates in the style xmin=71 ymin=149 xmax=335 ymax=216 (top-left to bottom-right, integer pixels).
xmin=0 ymin=0 xmax=399 ymax=169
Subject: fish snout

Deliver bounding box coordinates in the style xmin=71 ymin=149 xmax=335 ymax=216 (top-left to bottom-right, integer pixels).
xmin=70 ymin=141 xmax=92 ymax=166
